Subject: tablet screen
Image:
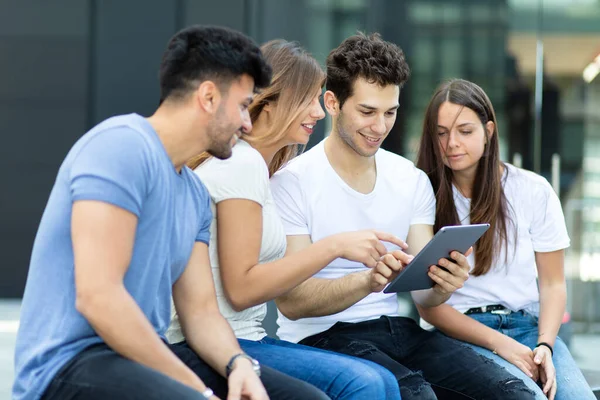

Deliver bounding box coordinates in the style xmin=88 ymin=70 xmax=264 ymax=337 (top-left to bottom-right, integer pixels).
xmin=383 ymin=224 xmax=490 ymax=293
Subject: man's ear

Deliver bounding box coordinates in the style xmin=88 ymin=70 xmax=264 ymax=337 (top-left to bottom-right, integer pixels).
xmin=196 ymin=80 xmax=221 ymax=114
xmin=324 ymin=90 xmax=341 ymax=117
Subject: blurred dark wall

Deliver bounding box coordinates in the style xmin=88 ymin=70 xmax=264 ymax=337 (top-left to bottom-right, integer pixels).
xmin=0 ymin=1 xmax=90 ymax=297
xmin=0 ymin=0 xmax=249 ymax=297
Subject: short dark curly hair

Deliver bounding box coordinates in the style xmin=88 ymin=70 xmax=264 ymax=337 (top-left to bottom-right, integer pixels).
xmin=159 ymin=25 xmax=272 ymax=103
xmin=326 ymin=32 xmax=410 ymax=109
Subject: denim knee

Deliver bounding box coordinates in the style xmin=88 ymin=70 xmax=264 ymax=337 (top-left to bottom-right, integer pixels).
xmin=341 ymin=365 xmax=396 ymax=399
xmin=486 ymin=376 xmax=538 ymax=400
xmin=397 ymin=370 xmax=436 ymax=400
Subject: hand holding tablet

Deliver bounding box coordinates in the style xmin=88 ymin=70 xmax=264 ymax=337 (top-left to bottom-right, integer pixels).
xmin=383 ymin=224 xmax=490 ymax=293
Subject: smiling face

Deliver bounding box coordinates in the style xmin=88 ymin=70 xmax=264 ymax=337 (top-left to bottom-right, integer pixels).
xmin=205 ymin=74 xmax=254 ymax=159
xmin=436 ymin=101 xmax=494 ymax=176
xmin=331 ymin=78 xmax=399 ymax=157
xmin=284 ymin=88 xmax=326 ymax=145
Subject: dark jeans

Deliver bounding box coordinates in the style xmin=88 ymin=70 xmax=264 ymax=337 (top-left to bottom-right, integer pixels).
xmin=300 ymin=316 xmax=537 ymax=400
xmin=42 ymin=341 xmax=329 ymax=400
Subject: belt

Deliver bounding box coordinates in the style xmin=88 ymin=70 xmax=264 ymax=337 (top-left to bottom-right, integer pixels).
xmin=464 ymin=304 xmax=512 ymax=315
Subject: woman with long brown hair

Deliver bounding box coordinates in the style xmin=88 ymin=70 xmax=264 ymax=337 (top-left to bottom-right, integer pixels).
xmin=167 ymin=39 xmax=402 ymax=400
xmin=416 ymin=79 xmax=594 ymax=400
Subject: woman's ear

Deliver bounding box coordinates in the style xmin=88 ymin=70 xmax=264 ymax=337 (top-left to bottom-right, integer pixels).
xmin=485 ymin=121 xmax=495 ymax=143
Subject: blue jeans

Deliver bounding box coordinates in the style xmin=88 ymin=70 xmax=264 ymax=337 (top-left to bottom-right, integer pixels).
xmin=465 ymin=311 xmax=595 ymax=400
xmin=239 ymin=336 xmax=401 ymax=399
xmin=300 ymin=316 xmax=536 ymax=400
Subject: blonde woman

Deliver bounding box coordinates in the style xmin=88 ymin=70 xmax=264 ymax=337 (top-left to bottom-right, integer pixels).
xmin=167 ymin=40 xmax=402 ymax=399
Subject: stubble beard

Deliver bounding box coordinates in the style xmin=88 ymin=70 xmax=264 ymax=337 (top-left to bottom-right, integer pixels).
xmin=206 ymin=109 xmax=237 ymax=160
xmin=337 ymin=112 xmax=378 ymax=158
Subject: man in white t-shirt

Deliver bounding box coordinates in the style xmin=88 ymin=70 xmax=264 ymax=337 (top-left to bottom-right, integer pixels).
xmin=270 ymin=33 xmax=537 ymax=400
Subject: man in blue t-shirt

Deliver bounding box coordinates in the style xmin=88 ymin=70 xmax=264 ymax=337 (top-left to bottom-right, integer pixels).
xmin=13 ymin=25 xmax=327 ymax=400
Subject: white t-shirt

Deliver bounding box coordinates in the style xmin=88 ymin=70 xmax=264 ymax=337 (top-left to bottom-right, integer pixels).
xmin=446 ymin=163 xmax=570 ymax=316
xmin=167 ymin=140 xmax=287 ymax=342
xmin=270 ymin=139 xmax=436 ymax=343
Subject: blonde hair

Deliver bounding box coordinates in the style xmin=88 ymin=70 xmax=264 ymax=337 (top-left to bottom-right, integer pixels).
xmin=188 ymin=39 xmax=325 ymax=176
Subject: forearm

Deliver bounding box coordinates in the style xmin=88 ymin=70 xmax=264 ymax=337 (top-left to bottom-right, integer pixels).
xmin=77 ymin=286 xmax=204 ymax=391
xmin=184 ymin=310 xmax=245 ymax=376
xmin=411 ymin=288 xmax=451 ymax=308
xmin=276 ymin=271 xmax=371 ymax=320
xmin=226 ymin=237 xmax=340 ymax=310
xmin=537 ymin=281 xmax=566 ymax=347
xmin=417 ymin=303 xmax=506 ymax=350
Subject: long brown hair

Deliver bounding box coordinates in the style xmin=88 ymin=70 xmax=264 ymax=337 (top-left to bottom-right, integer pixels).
xmin=188 ymin=39 xmax=325 ymax=176
xmin=416 ymin=79 xmax=514 ymax=276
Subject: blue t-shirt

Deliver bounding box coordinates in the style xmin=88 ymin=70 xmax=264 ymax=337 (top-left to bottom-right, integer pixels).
xmin=13 ymin=114 xmax=212 ymax=400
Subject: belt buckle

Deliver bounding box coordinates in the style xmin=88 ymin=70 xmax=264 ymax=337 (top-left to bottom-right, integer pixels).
xmin=491 ymin=308 xmax=511 ymax=315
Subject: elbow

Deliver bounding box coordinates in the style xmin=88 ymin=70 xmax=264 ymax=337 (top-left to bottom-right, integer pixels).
xmin=410 ymin=291 xmax=441 ymax=310
xmin=228 ymin=296 xmax=250 ymax=313
xmin=75 ymin=282 xmax=121 ymax=319
xmin=75 ymin=286 xmax=106 ymax=319
xmin=416 ymin=288 xmax=449 ymax=308
xmin=415 ymin=303 xmax=437 ymax=324
xmin=274 ymin=298 xmax=301 ymax=321
xmin=74 ymin=291 xmax=89 ymax=317
xmin=224 ymin=285 xmax=255 ymax=312
xmin=414 ymin=303 xmax=428 ymax=319
xmin=539 ymin=280 xmax=567 ymax=298
xmin=410 ymin=289 xmax=430 ymax=308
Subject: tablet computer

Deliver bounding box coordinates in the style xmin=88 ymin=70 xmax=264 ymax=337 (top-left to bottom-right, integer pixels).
xmin=383 ymin=223 xmax=490 ymax=293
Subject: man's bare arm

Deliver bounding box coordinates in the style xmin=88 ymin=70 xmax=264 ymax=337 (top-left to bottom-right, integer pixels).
xmin=275 ymin=235 xmax=409 ymax=320
xmin=275 ymin=235 xmax=371 ymax=320
xmin=174 ymin=242 xmax=267 ymax=400
xmin=174 ymin=242 xmax=248 ymax=373
xmin=72 ymin=200 xmax=206 ymax=392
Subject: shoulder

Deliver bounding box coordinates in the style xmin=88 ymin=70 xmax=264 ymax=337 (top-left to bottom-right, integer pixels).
xmin=503 ymin=163 xmax=553 ymax=198
xmin=195 ymin=140 xmax=269 ymax=204
xmin=230 ymin=139 xmax=269 ymax=168
xmin=67 ymin=114 xmax=160 ymax=179
xmin=273 ymin=141 xmax=325 ymax=181
xmin=90 ymin=114 xmax=155 ymax=144
xmin=72 ymin=114 xmax=155 ymax=160
xmin=377 ymin=148 xmax=429 ymax=182
xmin=195 ymin=140 xmax=269 ymax=188
xmin=378 ymin=148 xmax=418 ymax=169
xmin=198 ymin=140 xmax=268 ymax=179
xmin=66 ymin=115 xmax=164 ymax=215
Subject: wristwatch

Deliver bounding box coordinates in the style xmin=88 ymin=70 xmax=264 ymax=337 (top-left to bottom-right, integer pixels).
xmin=200 ymin=388 xmax=214 ymax=399
xmin=226 ymin=353 xmax=261 ymax=377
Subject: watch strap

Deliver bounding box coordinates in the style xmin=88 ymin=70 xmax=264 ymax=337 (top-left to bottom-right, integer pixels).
xmin=226 ymin=353 xmax=260 ymax=377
